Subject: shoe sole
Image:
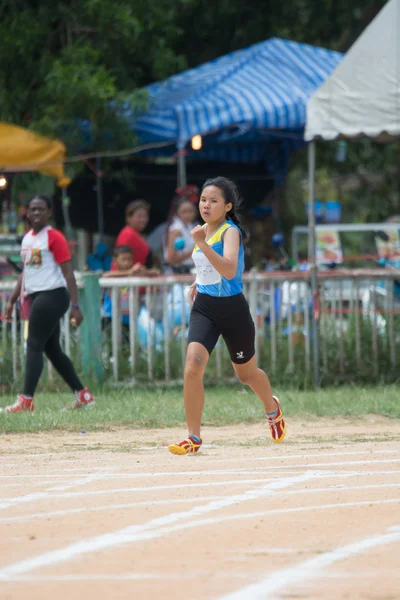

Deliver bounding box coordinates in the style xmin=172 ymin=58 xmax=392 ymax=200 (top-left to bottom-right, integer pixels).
xmin=61 ymin=401 xmax=96 ymax=413
xmin=168 ymin=444 xmax=201 ymax=455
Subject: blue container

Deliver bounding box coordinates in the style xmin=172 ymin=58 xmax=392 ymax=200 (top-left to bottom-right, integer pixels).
xmin=325 ymin=201 xmax=341 ymax=223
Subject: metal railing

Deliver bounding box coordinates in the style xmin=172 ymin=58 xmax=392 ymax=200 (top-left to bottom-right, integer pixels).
xmin=1 ymin=269 xmax=399 ymax=387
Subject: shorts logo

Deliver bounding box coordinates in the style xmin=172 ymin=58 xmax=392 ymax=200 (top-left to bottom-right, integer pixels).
xmin=236 ymin=351 xmax=244 ymax=359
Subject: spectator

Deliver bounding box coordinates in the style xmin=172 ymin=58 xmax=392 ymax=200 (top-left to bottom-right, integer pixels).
xmin=163 ymin=197 xmax=198 ymax=274
xmin=114 ymin=200 xmax=153 ymax=269
xmin=102 ymin=246 xmax=159 ymax=326
xmin=103 ymin=245 xmax=144 ymax=280
xmin=102 ymin=246 xmax=141 ymax=326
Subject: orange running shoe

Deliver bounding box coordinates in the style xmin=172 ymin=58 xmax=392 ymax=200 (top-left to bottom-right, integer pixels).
xmin=266 ymin=396 xmax=286 ymax=443
xmin=62 ymin=388 xmax=95 ymax=412
xmin=168 ymin=435 xmax=202 ymax=455
xmin=1 ymin=395 xmax=34 ymax=413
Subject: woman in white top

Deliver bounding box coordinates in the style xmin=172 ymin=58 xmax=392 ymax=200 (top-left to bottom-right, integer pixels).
xmin=2 ymin=195 xmax=94 ymax=413
xmin=163 ymin=197 xmax=198 ymax=274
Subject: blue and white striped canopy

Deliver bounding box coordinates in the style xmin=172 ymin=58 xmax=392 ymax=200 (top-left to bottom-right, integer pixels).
xmin=130 ymin=37 xmax=342 ymax=149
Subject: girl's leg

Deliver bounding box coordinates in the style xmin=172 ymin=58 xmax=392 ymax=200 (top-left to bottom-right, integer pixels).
xmin=231 ymin=355 xmax=276 ymax=413
xmin=44 ymin=322 xmax=84 ymax=392
xmin=169 ymin=299 xmax=219 ymax=454
xmin=23 ymin=292 xmax=67 ymax=397
xmin=232 ymin=356 xmax=286 ymax=443
xmin=183 ymin=342 xmax=210 ymax=438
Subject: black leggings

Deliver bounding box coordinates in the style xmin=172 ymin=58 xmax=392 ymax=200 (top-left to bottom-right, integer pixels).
xmin=23 ymin=288 xmax=84 ymax=397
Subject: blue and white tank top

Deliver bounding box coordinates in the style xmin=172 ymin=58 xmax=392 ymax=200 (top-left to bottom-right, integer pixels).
xmin=192 ymin=220 xmax=244 ymax=297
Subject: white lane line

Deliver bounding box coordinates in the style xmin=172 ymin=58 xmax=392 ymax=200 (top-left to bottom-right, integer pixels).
xmin=0 ymin=496 xmax=398 ymax=581
xmin=0 ymin=448 xmax=399 ymax=462
xmin=0 ymin=477 xmax=276 ymax=509
xmin=0 ymin=481 xmax=399 ymax=525
xmin=209 ymin=449 xmax=400 ymax=464
xmin=2 ymin=457 xmax=399 ymax=481
xmin=218 ymin=526 xmax=400 ymax=599
xmin=1 ymin=456 xmax=400 ymax=489
xmin=2 ymin=468 xmax=400 ymax=510
xmin=2 ymin=572 xmax=253 ymax=582
xmin=0 ymin=472 xmax=299 ymax=491
xmin=46 ymin=474 xmax=111 ymax=492
xmin=0 ymin=495 xmax=227 ymax=524
xmin=0 ymin=467 xmax=298 ymax=480
xmin=0 ymin=471 xmax=315 ymax=579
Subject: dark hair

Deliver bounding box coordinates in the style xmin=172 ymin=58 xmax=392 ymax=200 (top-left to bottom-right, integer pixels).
xmin=113 ymin=245 xmax=133 ymax=257
xmin=27 ymin=194 xmax=52 ymax=209
xmin=165 ymin=195 xmax=196 ymax=236
xmin=201 ymin=177 xmax=249 ymax=243
xmin=125 ymin=200 xmax=150 ymax=219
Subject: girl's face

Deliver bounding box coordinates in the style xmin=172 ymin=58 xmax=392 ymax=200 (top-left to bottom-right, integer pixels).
xmin=199 ymin=185 xmax=231 ymax=224
xmin=177 ymin=201 xmax=196 ymax=225
xmin=27 ymin=198 xmax=50 ymax=231
xmin=127 ymin=208 xmax=149 ymax=233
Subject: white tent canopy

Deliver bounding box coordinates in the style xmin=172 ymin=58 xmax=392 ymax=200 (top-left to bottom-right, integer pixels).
xmin=304 ymin=0 xmax=400 ymax=387
xmin=305 ymin=0 xmax=400 ymax=141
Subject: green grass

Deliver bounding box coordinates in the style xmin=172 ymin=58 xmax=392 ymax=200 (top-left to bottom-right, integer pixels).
xmin=0 ymin=384 xmax=399 ymax=434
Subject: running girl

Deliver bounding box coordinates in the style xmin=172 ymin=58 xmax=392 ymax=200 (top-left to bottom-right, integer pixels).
xmin=2 ymin=195 xmax=95 ymax=413
xmin=168 ymin=177 xmax=286 ymax=455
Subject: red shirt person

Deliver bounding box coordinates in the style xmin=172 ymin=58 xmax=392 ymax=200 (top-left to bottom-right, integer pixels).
xmin=114 ymin=200 xmax=152 ymax=269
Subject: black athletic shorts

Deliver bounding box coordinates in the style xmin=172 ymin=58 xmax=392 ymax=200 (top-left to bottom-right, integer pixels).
xmin=188 ymin=292 xmax=255 ymax=364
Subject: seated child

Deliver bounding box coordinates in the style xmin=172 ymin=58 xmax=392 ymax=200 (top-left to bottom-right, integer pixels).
xmin=102 ymin=246 xmax=144 ymax=324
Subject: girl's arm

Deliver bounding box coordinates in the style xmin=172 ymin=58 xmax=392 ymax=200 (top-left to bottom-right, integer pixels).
xmin=194 ymin=226 xmax=239 ymax=280
xmin=60 ymin=261 xmax=83 ymax=326
xmin=9 ymin=273 xmax=23 ymax=305
xmin=4 ymin=273 xmax=23 ymax=322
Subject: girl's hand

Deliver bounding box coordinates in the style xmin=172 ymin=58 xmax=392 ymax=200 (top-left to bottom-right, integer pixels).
xmin=70 ymin=306 xmax=83 ymax=328
xmin=4 ymin=301 xmax=14 ymax=323
xmin=188 ymin=283 xmax=197 ymax=305
xmin=191 ymin=225 xmax=206 ymax=246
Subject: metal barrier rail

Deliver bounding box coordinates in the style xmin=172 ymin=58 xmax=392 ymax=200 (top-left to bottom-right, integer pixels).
xmin=1 ymin=269 xmax=399 ymax=385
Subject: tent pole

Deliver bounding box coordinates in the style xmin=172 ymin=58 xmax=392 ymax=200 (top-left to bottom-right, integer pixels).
xmin=96 ymin=156 xmax=104 ymax=242
xmin=177 ymin=150 xmax=187 ymax=188
xmin=308 ymin=140 xmax=319 ymax=388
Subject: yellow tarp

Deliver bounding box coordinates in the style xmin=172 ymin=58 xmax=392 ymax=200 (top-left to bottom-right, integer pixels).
xmin=0 ymin=122 xmax=71 ymax=188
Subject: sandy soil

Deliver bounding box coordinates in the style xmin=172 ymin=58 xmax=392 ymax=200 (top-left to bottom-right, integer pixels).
xmin=0 ymin=416 xmax=399 ymax=600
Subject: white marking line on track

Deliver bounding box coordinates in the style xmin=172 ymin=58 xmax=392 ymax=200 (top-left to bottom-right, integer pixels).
xmin=218 ymin=526 xmax=400 ymax=599
xmin=0 ymin=481 xmax=399 ymax=525
xmin=2 ymin=468 xmax=400 ymax=510
xmin=209 ymin=449 xmax=400 ymax=464
xmin=0 ymin=447 xmax=398 ymax=467
xmin=1 ymin=455 xmax=400 ymax=509
xmin=0 ymin=497 xmax=399 ymax=581
xmin=2 ymin=456 xmax=400 ymax=482
xmin=0 ymin=495 xmax=227 ymax=524
xmin=0 ymin=471 xmax=315 ymax=579
xmin=3 ymin=572 xmax=253 ymax=582
xmin=0 ymin=477 xmax=275 ymax=509
xmin=47 ymin=474 xmax=112 ymax=492
xmin=6 ymin=573 xmax=197 ymax=581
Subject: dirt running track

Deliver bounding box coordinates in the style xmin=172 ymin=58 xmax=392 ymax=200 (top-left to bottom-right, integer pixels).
xmin=0 ymin=416 xmax=400 ymax=600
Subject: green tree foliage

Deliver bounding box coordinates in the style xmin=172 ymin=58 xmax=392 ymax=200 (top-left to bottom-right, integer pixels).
xmin=0 ymin=0 xmax=395 ymax=226
xmin=0 ymin=0 xmax=191 ymax=150
xmin=174 ymin=0 xmax=386 ymax=66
